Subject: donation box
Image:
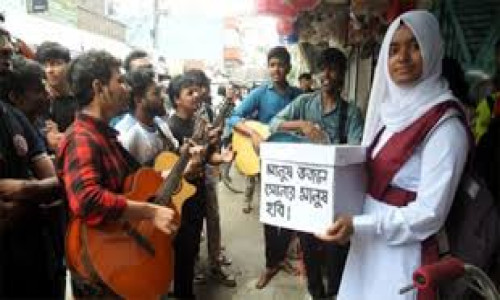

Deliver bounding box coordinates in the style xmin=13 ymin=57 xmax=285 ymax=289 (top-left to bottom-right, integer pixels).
xmin=259 ymin=143 xmax=366 ymax=234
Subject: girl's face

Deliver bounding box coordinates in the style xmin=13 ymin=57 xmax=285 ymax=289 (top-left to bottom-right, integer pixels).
xmin=388 ymin=24 xmax=424 ymax=85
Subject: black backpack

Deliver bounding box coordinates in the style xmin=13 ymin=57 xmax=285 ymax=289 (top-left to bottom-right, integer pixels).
xmin=440 ymin=116 xmax=500 ymax=298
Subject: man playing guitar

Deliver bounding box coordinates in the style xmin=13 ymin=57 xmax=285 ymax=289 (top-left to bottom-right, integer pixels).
xmin=57 ymin=50 xmax=178 ymax=297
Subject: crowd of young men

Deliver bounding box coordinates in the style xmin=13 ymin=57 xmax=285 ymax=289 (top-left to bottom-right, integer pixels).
xmin=20 ymin=15 xmax=500 ymax=300
xmin=0 ymin=11 xmax=369 ymax=297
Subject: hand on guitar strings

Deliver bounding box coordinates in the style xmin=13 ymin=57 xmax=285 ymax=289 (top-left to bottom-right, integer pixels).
xmin=250 ymin=130 xmax=264 ymax=154
xmin=124 ymin=201 xmax=178 ymax=236
xmin=182 ymin=138 xmax=205 ymax=180
xmin=208 ymin=145 xmax=235 ymax=165
xmin=150 ymin=204 xmax=178 ymax=235
xmin=207 ymin=125 xmax=222 ymax=146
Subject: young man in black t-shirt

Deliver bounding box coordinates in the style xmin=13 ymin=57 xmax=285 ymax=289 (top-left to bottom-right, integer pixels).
xmin=0 ymin=24 xmax=63 ymax=298
xmin=167 ymin=74 xmax=207 ymax=299
xmin=35 ymin=41 xmax=78 ymax=152
xmin=168 ymin=73 xmax=235 ymax=298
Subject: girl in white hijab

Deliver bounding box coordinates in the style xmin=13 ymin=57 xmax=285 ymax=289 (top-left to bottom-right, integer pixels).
xmin=317 ymin=10 xmax=469 ymax=299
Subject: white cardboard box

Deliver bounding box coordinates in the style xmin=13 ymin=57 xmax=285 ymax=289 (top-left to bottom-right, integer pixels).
xmin=259 ymin=143 xmax=366 ymax=234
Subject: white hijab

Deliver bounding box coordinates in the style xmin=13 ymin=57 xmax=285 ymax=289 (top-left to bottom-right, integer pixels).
xmin=362 ymin=10 xmax=457 ymax=145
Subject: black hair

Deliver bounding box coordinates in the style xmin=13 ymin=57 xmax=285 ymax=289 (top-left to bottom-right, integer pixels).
xmin=10 ymin=56 xmax=45 ymax=97
xmin=168 ymin=74 xmax=197 ymax=109
xmin=35 ymin=41 xmax=71 ymax=64
xmin=317 ymin=47 xmax=347 ymax=75
xmin=184 ymin=69 xmax=210 ymax=88
xmin=123 ymin=50 xmax=148 ymax=72
xmin=125 ymin=67 xmax=156 ymax=111
xmin=496 ymin=38 xmax=500 ymax=53
xmin=267 ymin=46 xmax=291 ymax=66
xmin=298 ymin=73 xmax=312 ymax=81
xmin=442 ymin=57 xmax=472 ymax=107
xmin=67 ymin=50 xmax=121 ymax=107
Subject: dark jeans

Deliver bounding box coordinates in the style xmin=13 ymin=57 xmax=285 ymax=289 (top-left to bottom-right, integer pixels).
xmin=299 ymin=233 xmax=349 ymax=298
xmin=264 ymin=224 xmax=294 ymax=269
xmin=172 ymin=185 xmax=206 ymax=299
xmin=0 ymin=217 xmax=63 ymax=299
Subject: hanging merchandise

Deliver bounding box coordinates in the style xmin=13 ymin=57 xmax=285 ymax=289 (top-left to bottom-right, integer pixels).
xmin=351 ymin=0 xmax=390 ymax=17
xmin=287 ymin=0 xmax=321 ymax=12
xmin=255 ymin=0 xmax=299 ymax=18
xmin=386 ymin=0 xmax=415 ymax=22
xmin=276 ymin=17 xmax=295 ymax=36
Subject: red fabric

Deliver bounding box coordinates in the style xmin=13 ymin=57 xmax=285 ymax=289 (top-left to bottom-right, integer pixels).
xmin=368 ymin=101 xmax=463 ymax=200
xmin=276 ymin=18 xmax=294 ymax=35
xmin=385 ymin=0 xmax=416 ymax=22
xmin=255 ymin=0 xmax=298 ymax=18
xmin=367 ymin=101 xmax=465 ymax=300
xmin=56 ymin=114 xmax=138 ymax=226
xmin=292 ymin=0 xmax=320 ymax=11
xmin=492 ymin=93 xmax=500 ymax=117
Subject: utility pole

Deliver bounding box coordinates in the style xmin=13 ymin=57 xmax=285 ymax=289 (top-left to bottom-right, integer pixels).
xmin=152 ymin=0 xmax=159 ymax=49
xmin=152 ymin=0 xmax=169 ymax=50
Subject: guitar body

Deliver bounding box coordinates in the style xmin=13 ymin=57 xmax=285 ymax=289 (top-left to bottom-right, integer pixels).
xmin=65 ymin=151 xmax=196 ymax=299
xmin=153 ymin=151 xmax=197 ymax=214
xmin=232 ymin=120 xmax=270 ymax=176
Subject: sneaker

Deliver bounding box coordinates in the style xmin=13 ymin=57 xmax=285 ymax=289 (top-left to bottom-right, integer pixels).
xmin=216 ymin=253 xmax=232 ymax=266
xmin=255 ymin=267 xmax=280 ymax=289
xmin=280 ymin=260 xmax=299 ymax=276
xmin=242 ymin=205 xmax=253 ymax=214
xmin=210 ymin=267 xmax=236 ymax=287
xmin=193 ymin=272 xmax=206 ymax=285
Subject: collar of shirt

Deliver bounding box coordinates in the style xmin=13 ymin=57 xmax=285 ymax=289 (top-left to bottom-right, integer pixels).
xmin=265 ymin=81 xmax=298 ymax=98
xmin=76 ymin=113 xmax=119 ymax=138
xmin=315 ymin=91 xmax=344 ymax=116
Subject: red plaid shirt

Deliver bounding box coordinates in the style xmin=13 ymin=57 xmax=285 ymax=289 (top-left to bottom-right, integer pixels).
xmin=56 ymin=113 xmax=138 ymax=225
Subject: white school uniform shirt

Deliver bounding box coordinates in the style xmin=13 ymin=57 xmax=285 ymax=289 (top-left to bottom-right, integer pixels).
xmin=337 ymin=116 xmax=468 ymax=300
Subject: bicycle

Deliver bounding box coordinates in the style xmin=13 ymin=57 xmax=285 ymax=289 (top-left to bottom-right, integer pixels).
xmin=400 ymin=257 xmax=500 ymax=299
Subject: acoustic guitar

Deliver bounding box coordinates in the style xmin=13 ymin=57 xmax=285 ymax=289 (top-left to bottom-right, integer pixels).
xmin=232 ymin=122 xmax=330 ymax=175
xmin=232 ymin=120 xmax=270 ymax=176
xmin=66 ymin=114 xmax=207 ymax=299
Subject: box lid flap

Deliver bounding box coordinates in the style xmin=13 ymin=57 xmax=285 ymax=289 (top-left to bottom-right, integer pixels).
xmin=261 ymin=143 xmax=366 ymax=166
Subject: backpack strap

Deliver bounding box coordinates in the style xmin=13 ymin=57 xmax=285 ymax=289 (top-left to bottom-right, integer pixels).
xmin=338 ymin=99 xmax=348 ymax=144
xmin=486 ymin=94 xmax=496 ymax=115
xmin=368 ymin=101 xmax=467 ymax=202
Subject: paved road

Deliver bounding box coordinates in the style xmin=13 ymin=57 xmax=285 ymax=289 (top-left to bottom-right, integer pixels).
xmin=194 ymin=166 xmax=308 ymax=300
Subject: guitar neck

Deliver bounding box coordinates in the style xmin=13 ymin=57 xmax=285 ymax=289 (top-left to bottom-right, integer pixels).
xmin=154 ymin=150 xmax=190 ymax=206
xmin=212 ymin=101 xmax=233 ymax=128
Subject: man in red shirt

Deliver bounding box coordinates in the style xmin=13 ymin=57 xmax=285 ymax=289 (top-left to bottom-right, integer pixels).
xmin=57 ymin=50 xmax=178 ymax=297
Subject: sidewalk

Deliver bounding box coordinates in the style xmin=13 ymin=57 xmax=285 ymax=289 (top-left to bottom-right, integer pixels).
xmin=194 ymin=169 xmax=308 ymax=300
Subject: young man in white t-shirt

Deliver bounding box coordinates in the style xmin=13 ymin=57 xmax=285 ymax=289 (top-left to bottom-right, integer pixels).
xmin=115 ymin=67 xmax=178 ymax=165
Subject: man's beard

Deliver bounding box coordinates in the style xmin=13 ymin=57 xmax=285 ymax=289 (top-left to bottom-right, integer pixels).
xmin=145 ymin=105 xmax=165 ymax=118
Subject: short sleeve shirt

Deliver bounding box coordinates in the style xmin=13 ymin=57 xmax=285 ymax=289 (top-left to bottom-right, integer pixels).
xmin=0 ymin=101 xmax=46 ymax=179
